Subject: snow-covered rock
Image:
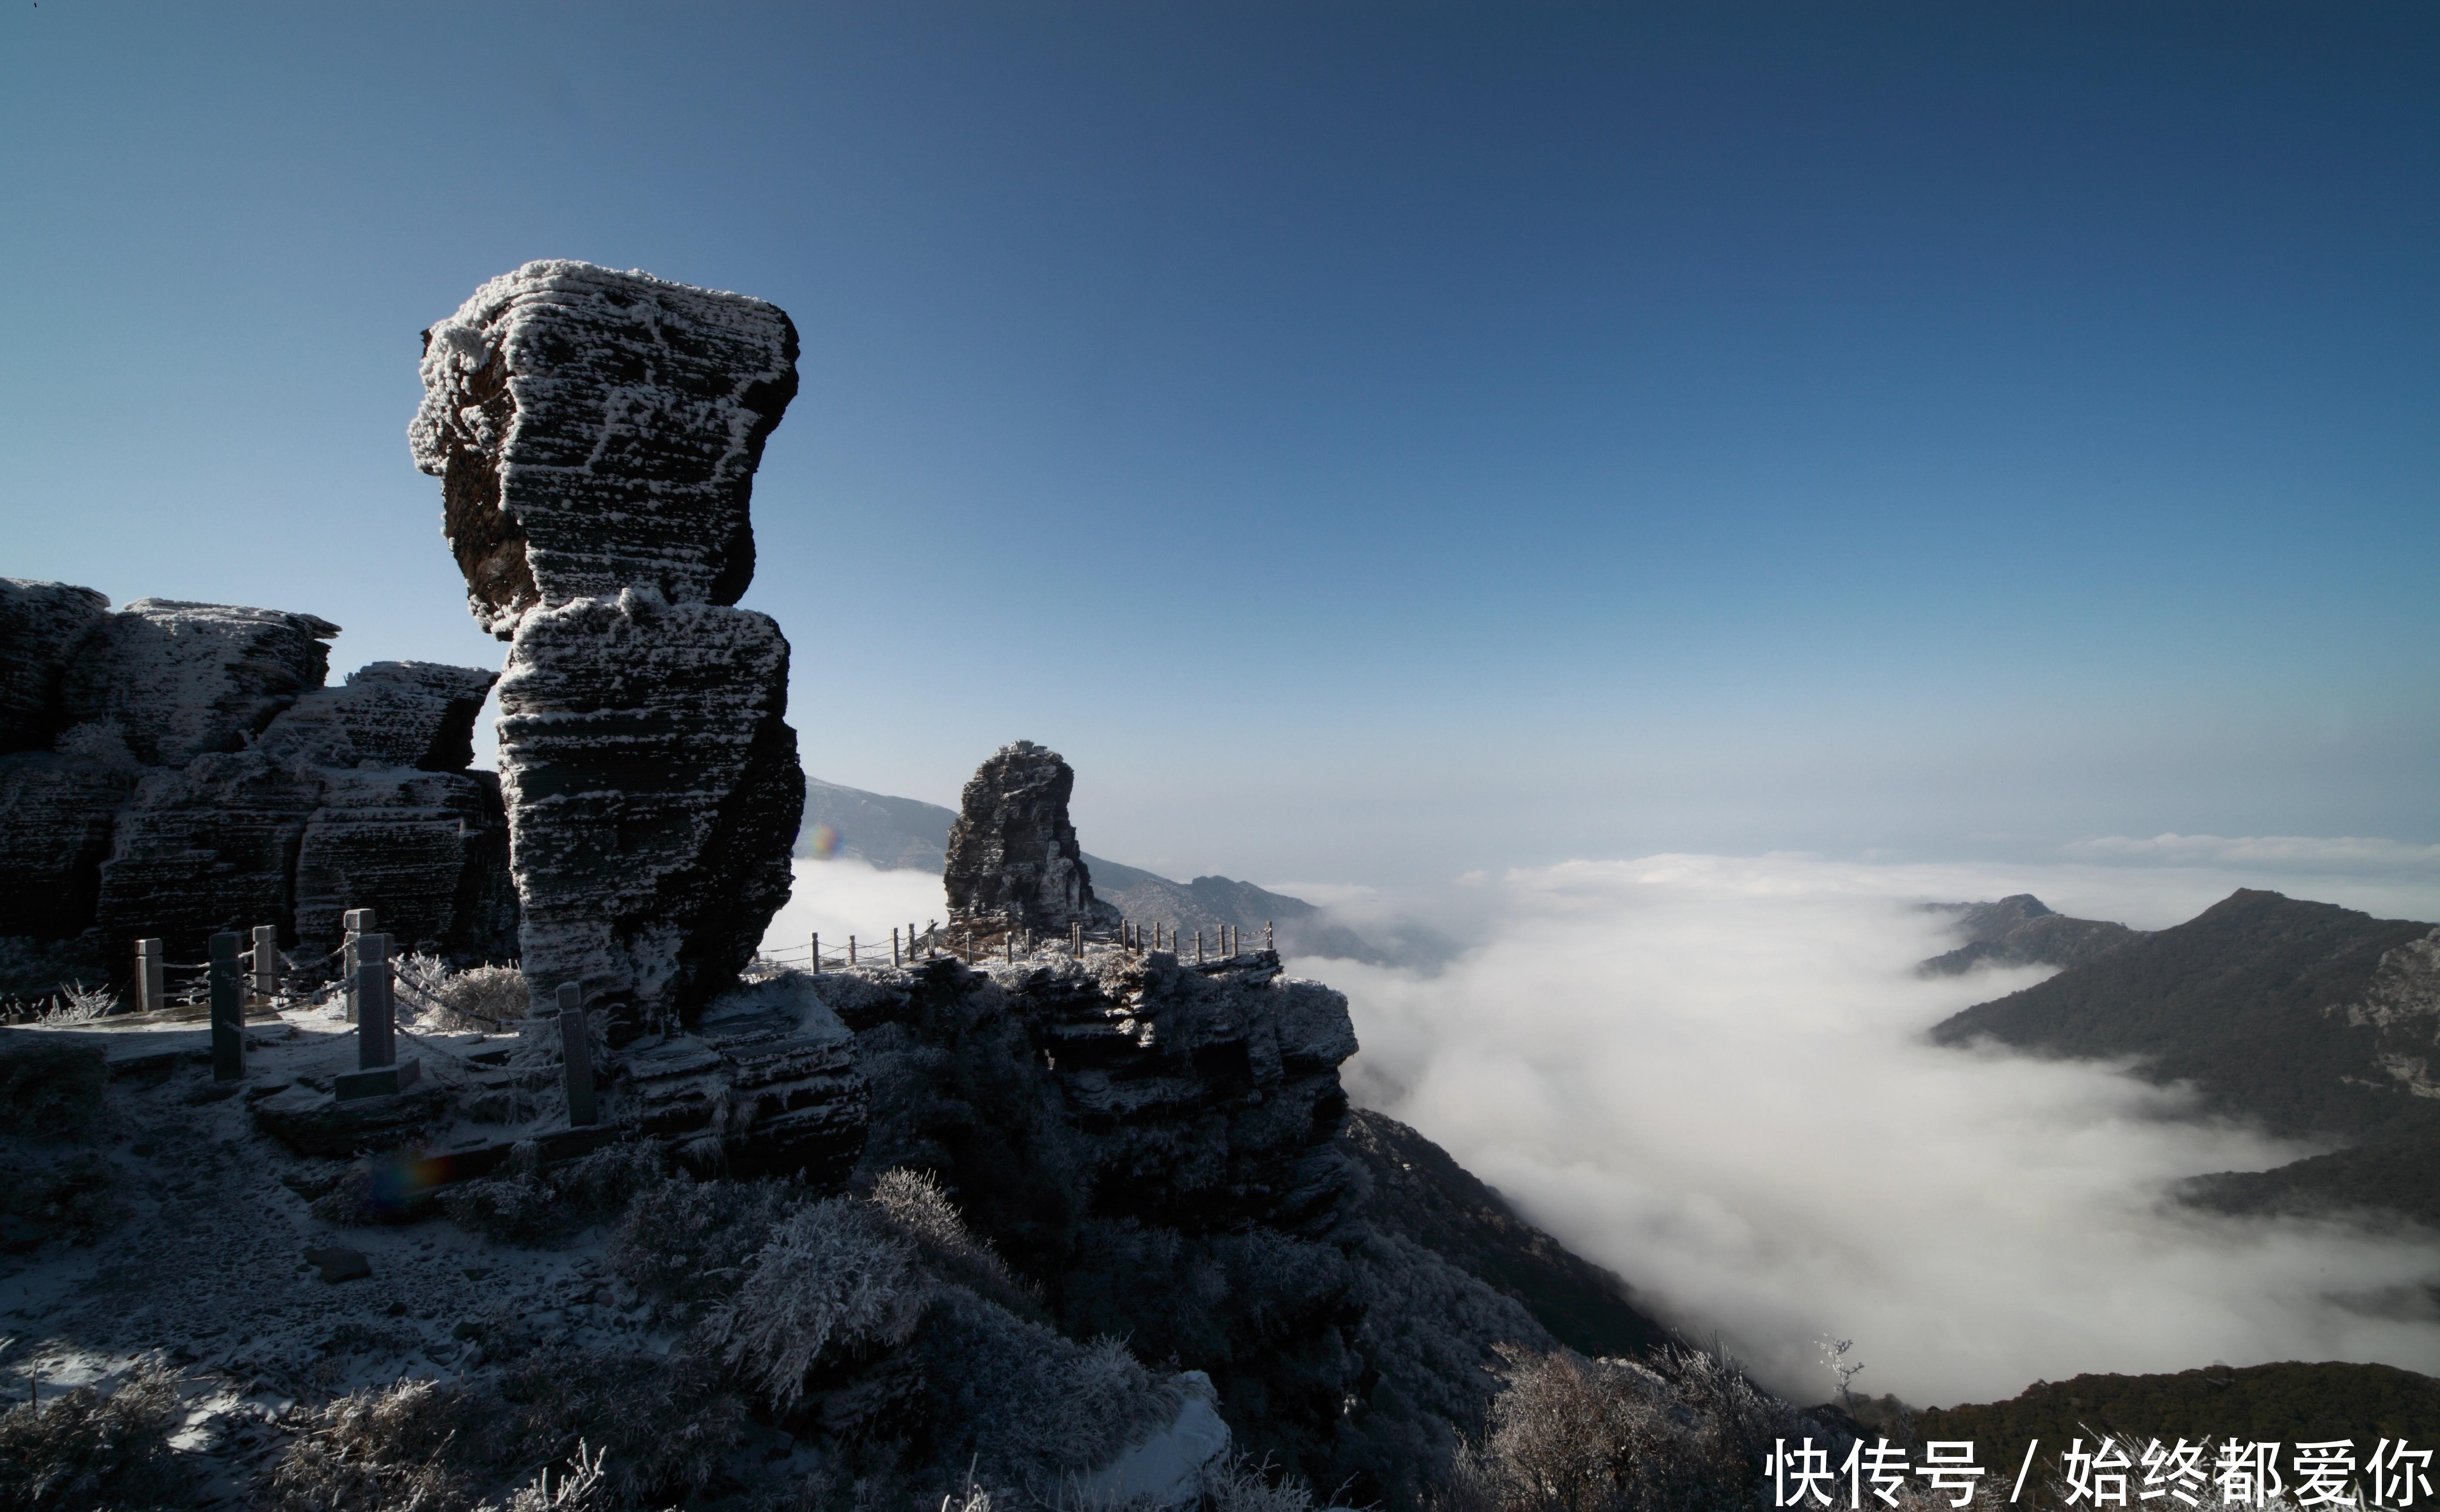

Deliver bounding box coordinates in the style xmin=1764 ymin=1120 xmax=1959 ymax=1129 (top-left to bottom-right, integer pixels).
xmin=410 ymin=259 xmax=799 ymax=638
xmin=57 ymin=598 xmax=339 ymax=768
xmin=256 ymin=660 xmax=496 ymax=771
xmin=414 ymin=262 xmax=804 ymax=1029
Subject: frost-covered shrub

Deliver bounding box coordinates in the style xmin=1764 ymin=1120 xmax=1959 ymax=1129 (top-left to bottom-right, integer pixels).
xmin=1448 ymin=1345 xmax=1827 ymax=1512
xmin=395 ymin=956 xmax=530 ymax=1032
xmin=268 ymin=1377 xmax=500 ymax=1512
xmin=609 ymin=1174 xmax=798 ymax=1313
xmin=907 ymin=1289 xmax=1183 ymax=1500
xmin=713 ymin=1195 xmax=931 ymax=1409
xmin=872 ymin=1167 xmax=1041 ymax=1318
xmin=440 ymin=1141 xmax=665 ymax=1244
xmin=495 ymin=1345 xmax=745 ymax=1505
xmin=1200 ymin=1454 xmax=1319 ymax=1512
xmin=0 ymin=1366 xmax=193 ymax=1511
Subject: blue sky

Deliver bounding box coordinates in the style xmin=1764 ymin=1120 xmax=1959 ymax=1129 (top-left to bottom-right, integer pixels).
xmin=4 ymin=2 xmax=2433 ymax=885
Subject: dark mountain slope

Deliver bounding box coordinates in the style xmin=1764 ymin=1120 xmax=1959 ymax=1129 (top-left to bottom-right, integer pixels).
xmin=1913 ymin=1360 xmax=2440 ymax=1469
xmin=1930 ymin=890 xmax=2437 ymax=1145
xmin=1341 ymin=1108 xmax=1675 ymax=1359
xmin=1917 ymin=894 xmax=2143 ymax=976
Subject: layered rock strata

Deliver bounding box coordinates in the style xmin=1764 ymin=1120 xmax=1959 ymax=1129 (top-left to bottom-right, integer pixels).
xmin=945 ymin=741 xmax=1121 ymax=936
xmin=0 ymin=579 xmax=110 ymax=754
xmin=0 ymin=582 xmax=517 ymax=980
xmin=411 ymin=261 xmax=803 ymax=1026
xmin=56 ymin=599 xmax=340 ymax=768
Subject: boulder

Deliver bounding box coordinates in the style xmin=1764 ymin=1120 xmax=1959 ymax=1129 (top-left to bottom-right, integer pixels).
xmin=944 ymin=741 xmax=1119 ymax=936
xmin=0 ymin=579 xmax=110 ymax=754
xmin=57 ymin=599 xmax=339 ymax=767
xmin=409 ymin=259 xmax=800 ymax=638
xmin=293 ymin=766 xmax=519 ymax=966
xmin=495 ymin=591 xmax=801 ymax=1025
xmin=257 ymin=661 xmax=497 ymax=771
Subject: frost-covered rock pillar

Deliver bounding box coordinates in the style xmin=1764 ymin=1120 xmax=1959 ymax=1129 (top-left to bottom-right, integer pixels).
xmin=412 ymin=260 xmax=803 ymax=1030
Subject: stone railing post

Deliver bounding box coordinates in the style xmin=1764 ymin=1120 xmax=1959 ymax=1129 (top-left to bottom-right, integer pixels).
xmin=810 ymin=933 xmax=821 ymax=975
xmin=208 ymin=932 xmax=246 ymax=1082
xmin=135 ymin=938 xmax=165 ymax=1015
xmin=251 ymin=924 xmax=279 ymax=1003
xmin=356 ymin=932 xmax=394 ymax=1070
xmin=340 ymin=907 xmax=376 ymax=1024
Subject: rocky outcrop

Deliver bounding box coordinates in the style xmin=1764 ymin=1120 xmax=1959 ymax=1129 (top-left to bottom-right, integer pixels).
xmin=56 ymin=599 xmax=340 ymax=768
xmin=944 ymin=741 xmax=1119 ymax=936
xmin=292 ymin=767 xmax=519 ymax=963
xmin=256 ymin=661 xmax=496 ymax=771
xmin=90 ymin=751 xmax=325 ymax=959
xmin=0 ymin=579 xmax=518 ymax=983
xmin=412 ymin=261 xmax=804 ymax=1028
xmin=0 ymin=749 xmax=136 ymax=941
xmin=0 ymin=579 xmax=110 ymax=754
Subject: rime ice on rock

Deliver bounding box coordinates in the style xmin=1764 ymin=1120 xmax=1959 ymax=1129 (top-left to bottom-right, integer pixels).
xmin=945 ymin=741 xmax=1121 ymax=936
xmin=255 ymin=661 xmax=497 ymax=771
xmin=56 ymin=599 xmax=339 ymax=768
xmin=412 ymin=261 xmax=804 ymax=1026
xmin=410 ymin=259 xmax=801 ymax=638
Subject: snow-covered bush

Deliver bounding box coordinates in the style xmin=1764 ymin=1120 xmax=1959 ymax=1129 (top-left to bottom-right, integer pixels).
xmin=712 ymin=1194 xmax=932 ymax=1409
xmin=609 ymin=1173 xmax=799 ymax=1314
xmin=0 ymin=1365 xmax=192 ymax=1511
xmin=396 ymin=956 xmax=530 ymax=1032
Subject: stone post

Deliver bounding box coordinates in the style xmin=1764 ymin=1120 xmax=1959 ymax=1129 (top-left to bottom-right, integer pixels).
xmin=251 ymin=924 xmax=279 ymax=1003
xmin=356 ymin=932 xmax=394 ymax=1070
xmin=810 ymin=933 xmax=821 ymax=976
xmin=557 ymin=981 xmax=597 ymax=1127
xmin=340 ymin=907 xmax=376 ymax=1024
xmin=207 ymin=931 xmax=245 ymax=1081
xmin=135 ymin=938 xmax=165 ymax=1015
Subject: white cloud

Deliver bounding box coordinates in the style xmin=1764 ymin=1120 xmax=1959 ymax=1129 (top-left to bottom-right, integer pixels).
xmin=759 ymin=857 xmax=949 ymax=965
xmin=2064 ymin=833 xmax=2440 ymax=873
xmin=1319 ymin=854 xmax=2440 ymax=1409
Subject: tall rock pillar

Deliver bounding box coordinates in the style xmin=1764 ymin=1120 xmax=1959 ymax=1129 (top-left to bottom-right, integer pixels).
xmin=411 ymin=261 xmax=803 ymax=1029
xmin=945 ymin=741 xmax=1121 ymax=937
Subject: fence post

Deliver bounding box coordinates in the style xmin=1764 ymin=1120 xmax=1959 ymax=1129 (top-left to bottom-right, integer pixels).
xmin=557 ymin=981 xmax=597 ymax=1127
xmin=1266 ymin=920 xmax=1274 ymax=952
xmin=208 ymin=932 xmax=245 ymax=1082
xmin=1195 ymin=930 xmax=1204 ymax=965
xmin=135 ymin=938 xmax=164 ymax=1015
xmin=356 ymin=933 xmax=394 ymax=1070
xmin=811 ymin=933 xmax=821 ymax=976
xmin=250 ymin=923 xmax=279 ymax=1003
xmin=1005 ymin=932 xmax=1014 ymax=964
xmin=892 ymin=927 xmax=901 ymax=967
xmin=849 ymin=936 xmax=858 ymax=967
xmin=341 ymin=907 xmax=376 ymax=1024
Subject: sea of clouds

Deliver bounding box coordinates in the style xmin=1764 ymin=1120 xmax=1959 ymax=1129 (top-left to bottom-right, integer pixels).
xmin=762 ymin=849 xmax=2440 ymax=1409
xmin=1305 ymin=852 xmax=2440 ymax=1408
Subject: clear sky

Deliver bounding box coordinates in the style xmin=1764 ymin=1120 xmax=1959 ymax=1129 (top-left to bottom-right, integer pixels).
xmin=4 ymin=2 xmax=2433 ymax=887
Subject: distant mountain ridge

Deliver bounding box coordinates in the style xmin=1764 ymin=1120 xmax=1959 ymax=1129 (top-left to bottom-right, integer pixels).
xmin=1916 ymin=893 xmax=2143 ymax=976
xmin=1931 ymin=889 xmax=2440 ymax=1224
xmin=799 ymin=775 xmax=1443 ymax=967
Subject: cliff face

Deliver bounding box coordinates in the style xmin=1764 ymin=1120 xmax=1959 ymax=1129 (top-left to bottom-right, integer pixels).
xmin=0 ymin=587 xmax=517 ymax=986
xmin=411 ymin=261 xmax=803 ymax=1028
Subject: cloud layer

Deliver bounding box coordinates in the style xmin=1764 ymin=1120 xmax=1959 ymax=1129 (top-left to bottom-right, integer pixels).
xmin=1316 ymin=854 xmax=2440 ymax=1407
